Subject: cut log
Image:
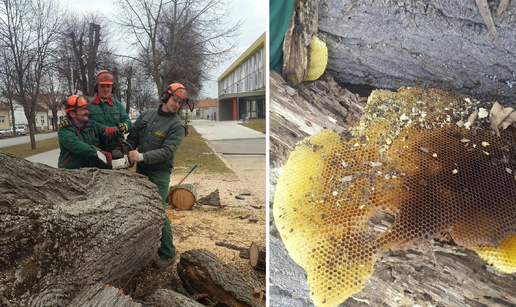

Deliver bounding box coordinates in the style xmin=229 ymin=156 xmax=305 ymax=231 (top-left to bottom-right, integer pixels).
xmin=168 ymin=184 xmax=197 ymax=210
xmin=0 ymin=152 xmax=164 ymax=307
xmin=177 ymin=249 xmax=261 ymax=307
xmin=249 ymin=243 xmax=266 ymax=272
xmin=68 ymin=284 xmax=141 ymax=307
xmin=141 ymin=289 xmax=205 ymax=307
xmin=197 ymin=189 xmax=221 ymax=207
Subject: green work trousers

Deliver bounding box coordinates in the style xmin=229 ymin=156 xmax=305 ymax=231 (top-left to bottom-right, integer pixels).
xmin=137 ymin=166 xmax=176 ymax=259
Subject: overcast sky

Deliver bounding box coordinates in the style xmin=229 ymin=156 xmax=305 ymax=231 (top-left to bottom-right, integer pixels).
xmin=66 ymin=0 xmax=267 ymax=99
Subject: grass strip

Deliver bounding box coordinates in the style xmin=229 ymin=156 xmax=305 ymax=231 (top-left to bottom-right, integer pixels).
xmin=238 ymin=119 xmax=266 ymax=134
xmin=0 ymin=137 xmax=60 ymax=159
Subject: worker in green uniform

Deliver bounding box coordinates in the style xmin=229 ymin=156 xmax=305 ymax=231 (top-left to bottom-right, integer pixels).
xmin=126 ymin=83 xmax=187 ymax=269
xmin=59 ymin=70 xmax=132 ymax=150
xmin=58 ymin=95 xmax=120 ymax=169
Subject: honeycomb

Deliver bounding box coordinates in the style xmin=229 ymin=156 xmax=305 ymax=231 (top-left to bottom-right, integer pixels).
xmin=273 ymin=87 xmax=516 ymax=307
xmin=304 ymin=36 xmax=328 ymax=82
xmin=289 ymin=36 xmax=328 ymax=84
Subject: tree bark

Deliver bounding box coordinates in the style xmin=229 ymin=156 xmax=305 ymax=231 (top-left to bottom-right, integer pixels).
xmin=197 ymin=189 xmax=221 ymax=207
xmin=167 ymin=184 xmax=198 ymax=210
xmin=68 ymin=284 xmax=141 ymax=307
xmin=141 ymin=289 xmax=205 ymax=307
xmin=0 ymin=152 xmax=165 ymax=307
xmin=249 ymin=242 xmax=266 ymax=272
xmin=318 ymin=0 xmax=516 ymax=102
xmin=177 ymin=249 xmax=261 ymax=307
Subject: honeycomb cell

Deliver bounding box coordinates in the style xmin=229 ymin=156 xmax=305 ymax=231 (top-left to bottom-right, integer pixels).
xmin=274 ymin=87 xmax=516 ymax=307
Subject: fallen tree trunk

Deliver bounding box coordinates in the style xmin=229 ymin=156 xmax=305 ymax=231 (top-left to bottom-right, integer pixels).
xmin=318 ymin=0 xmax=516 ymax=102
xmin=68 ymin=284 xmax=141 ymax=307
xmin=0 ymin=152 xmax=164 ymax=307
xmin=141 ymin=289 xmax=205 ymax=307
xmin=249 ymin=242 xmax=266 ymax=272
xmin=177 ymin=249 xmax=261 ymax=307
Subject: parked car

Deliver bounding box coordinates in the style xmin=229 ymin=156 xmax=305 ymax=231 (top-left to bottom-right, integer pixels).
xmin=0 ymin=125 xmax=28 ymax=137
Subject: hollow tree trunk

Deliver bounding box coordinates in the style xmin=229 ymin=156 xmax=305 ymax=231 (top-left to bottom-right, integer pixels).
xmin=0 ymin=152 xmax=164 ymax=307
xmin=318 ymin=0 xmax=516 ymax=103
xmin=177 ymin=249 xmax=261 ymax=307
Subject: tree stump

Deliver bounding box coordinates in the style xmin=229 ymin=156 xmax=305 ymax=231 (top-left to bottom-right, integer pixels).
xmin=0 ymin=152 xmax=164 ymax=307
xmin=197 ymin=189 xmax=221 ymax=207
xmin=167 ymin=184 xmax=197 ymax=210
xmin=141 ymin=289 xmax=205 ymax=307
xmin=249 ymin=242 xmax=266 ymax=271
xmin=177 ymin=249 xmax=261 ymax=307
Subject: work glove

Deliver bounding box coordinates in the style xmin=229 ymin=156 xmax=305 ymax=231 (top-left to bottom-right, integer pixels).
xmin=116 ymin=123 xmax=129 ymax=136
xmin=58 ymin=116 xmax=71 ymax=129
xmin=104 ymin=127 xmax=117 ymax=137
xmin=100 ymin=151 xmax=113 ymax=164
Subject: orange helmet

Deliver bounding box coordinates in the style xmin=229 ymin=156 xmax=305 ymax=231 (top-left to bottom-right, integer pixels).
xmin=161 ymin=83 xmax=188 ymax=103
xmin=63 ymin=95 xmax=89 ymax=115
xmin=94 ymin=70 xmax=117 ymax=93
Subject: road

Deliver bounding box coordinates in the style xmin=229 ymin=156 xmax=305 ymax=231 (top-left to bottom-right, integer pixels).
xmin=0 ymin=132 xmax=58 ymax=148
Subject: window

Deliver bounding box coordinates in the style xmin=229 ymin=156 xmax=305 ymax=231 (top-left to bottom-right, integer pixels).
xmin=0 ymin=116 xmax=4 ymax=124
xmin=41 ymin=115 xmax=45 ymax=126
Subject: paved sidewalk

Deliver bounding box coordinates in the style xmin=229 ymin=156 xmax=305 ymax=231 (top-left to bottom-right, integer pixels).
xmin=189 ymin=119 xmax=265 ymax=141
xmin=25 ymin=149 xmax=59 ymax=168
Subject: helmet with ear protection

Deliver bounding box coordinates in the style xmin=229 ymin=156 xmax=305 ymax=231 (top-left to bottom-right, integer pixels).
xmin=93 ymin=70 xmax=117 ymax=93
xmin=161 ymin=83 xmax=188 ymax=104
xmin=63 ymin=95 xmax=89 ymax=115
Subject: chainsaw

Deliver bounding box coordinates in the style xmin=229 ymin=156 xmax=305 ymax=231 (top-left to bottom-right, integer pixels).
xmin=96 ymin=133 xmax=135 ymax=169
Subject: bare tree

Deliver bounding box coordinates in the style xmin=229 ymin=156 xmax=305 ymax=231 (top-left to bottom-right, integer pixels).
xmin=58 ymin=12 xmax=115 ymax=97
xmin=0 ymin=49 xmax=18 ymax=134
xmin=116 ymin=0 xmax=241 ymax=98
xmin=0 ymin=0 xmax=63 ymax=149
xmin=40 ymin=70 xmax=63 ymax=131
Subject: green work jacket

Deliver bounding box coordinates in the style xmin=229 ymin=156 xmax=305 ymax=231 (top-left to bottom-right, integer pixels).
xmin=58 ymin=120 xmax=108 ymax=169
xmin=126 ymin=105 xmax=185 ymax=173
xmin=88 ymin=95 xmax=132 ymax=128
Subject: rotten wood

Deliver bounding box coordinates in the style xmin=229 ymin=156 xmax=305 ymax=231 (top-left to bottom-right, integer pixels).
xmin=177 ymin=249 xmax=261 ymax=307
xmin=282 ymin=0 xmax=319 ymax=82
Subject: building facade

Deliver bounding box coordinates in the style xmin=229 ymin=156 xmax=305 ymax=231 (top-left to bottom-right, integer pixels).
xmin=0 ymin=104 xmax=10 ymax=130
xmin=218 ymin=32 xmax=266 ymax=121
